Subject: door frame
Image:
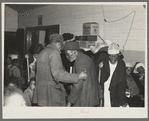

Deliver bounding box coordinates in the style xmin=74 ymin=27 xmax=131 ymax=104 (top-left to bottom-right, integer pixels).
xmin=25 ymin=24 xmax=60 ymax=54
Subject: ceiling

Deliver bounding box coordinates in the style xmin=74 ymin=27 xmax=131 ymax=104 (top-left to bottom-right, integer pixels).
xmin=5 ymin=4 xmax=47 ymax=13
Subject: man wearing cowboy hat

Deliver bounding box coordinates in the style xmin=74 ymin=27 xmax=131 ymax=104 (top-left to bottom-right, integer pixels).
xmin=99 ymin=43 xmax=127 ymax=107
xmin=63 ymin=41 xmax=99 ymax=107
xmin=32 ymin=34 xmax=87 ymax=106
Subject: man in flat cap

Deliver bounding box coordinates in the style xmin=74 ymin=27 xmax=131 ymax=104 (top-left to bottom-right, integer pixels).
xmin=32 ymin=33 xmax=87 ymax=106
xmin=99 ymin=43 xmax=127 ymax=107
xmin=63 ymin=41 xmax=99 ymax=107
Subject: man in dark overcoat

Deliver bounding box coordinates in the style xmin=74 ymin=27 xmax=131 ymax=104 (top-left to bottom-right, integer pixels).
xmin=63 ymin=41 xmax=99 ymax=107
xmin=99 ymin=43 xmax=127 ymax=107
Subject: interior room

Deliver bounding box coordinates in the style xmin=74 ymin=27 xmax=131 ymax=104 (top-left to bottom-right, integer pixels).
xmin=2 ymin=2 xmax=147 ymax=118
xmin=4 ymin=4 xmax=146 ymax=64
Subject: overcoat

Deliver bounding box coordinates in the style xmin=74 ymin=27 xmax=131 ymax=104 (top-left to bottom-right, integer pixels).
xmin=68 ymin=51 xmax=99 ymax=106
xmin=100 ymin=57 xmax=127 ymax=107
xmin=32 ymin=44 xmax=79 ymax=106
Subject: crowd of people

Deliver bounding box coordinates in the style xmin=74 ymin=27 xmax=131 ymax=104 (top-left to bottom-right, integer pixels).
xmin=3 ymin=33 xmax=145 ymax=107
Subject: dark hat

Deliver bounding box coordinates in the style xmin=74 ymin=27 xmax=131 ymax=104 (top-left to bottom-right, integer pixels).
xmin=63 ymin=41 xmax=81 ymax=50
xmin=50 ymin=33 xmax=64 ymax=43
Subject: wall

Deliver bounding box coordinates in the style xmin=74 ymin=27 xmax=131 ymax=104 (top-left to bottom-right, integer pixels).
xmin=102 ymin=5 xmax=146 ymax=65
xmin=5 ymin=6 xmax=18 ymax=32
xmin=18 ymin=4 xmax=146 ymax=65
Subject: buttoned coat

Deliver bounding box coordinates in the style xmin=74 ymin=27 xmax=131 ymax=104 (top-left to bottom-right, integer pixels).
xmin=32 ymin=44 xmax=79 ymax=106
xmin=68 ymin=51 xmax=99 ymax=106
xmin=100 ymin=57 xmax=127 ymax=107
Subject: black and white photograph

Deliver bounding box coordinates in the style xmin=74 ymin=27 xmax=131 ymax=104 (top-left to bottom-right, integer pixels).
xmin=2 ymin=2 xmax=148 ymax=119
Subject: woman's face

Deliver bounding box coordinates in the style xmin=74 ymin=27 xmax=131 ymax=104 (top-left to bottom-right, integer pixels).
xmin=137 ymin=66 xmax=145 ymax=74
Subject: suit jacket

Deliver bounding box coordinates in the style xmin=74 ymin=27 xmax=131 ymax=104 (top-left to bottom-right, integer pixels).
xmin=68 ymin=51 xmax=99 ymax=106
xmin=100 ymin=57 xmax=126 ymax=107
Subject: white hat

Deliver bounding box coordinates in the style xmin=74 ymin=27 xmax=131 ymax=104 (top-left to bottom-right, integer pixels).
xmin=133 ymin=62 xmax=145 ymax=73
xmin=108 ymin=43 xmax=120 ymax=55
xmin=135 ymin=63 xmax=145 ymax=69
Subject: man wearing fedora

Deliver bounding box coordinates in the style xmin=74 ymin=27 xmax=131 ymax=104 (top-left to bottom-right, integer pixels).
xmin=63 ymin=41 xmax=99 ymax=107
xmin=99 ymin=43 xmax=127 ymax=107
xmin=32 ymin=34 xmax=87 ymax=106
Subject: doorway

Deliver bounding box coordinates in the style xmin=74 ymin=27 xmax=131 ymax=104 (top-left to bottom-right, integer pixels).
xmin=25 ymin=24 xmax=60 ymax=54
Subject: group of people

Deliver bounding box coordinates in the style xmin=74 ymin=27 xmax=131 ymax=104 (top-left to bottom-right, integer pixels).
xmin=3 ymin=33 xmax=145 ymax=107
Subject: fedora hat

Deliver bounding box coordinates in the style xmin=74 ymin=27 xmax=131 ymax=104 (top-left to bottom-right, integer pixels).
xmin=108 ymin=43 xmax=120 ymax=55
xmin=63 ymin=41 xmax=81 ymax=50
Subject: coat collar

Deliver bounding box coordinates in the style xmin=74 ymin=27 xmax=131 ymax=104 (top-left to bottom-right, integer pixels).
xmin=75 ymin=51 xmax=83 ymax=62
xmin=104 ymin=57 xmax=122 ymax=74
xmin=104 ymin=58 xmax=124 ymax=89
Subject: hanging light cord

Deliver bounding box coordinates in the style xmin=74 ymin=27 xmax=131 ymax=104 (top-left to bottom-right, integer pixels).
xmin=102 ymin=5 xmax=136 ymax=23
xmin=102 ymin=5 xmax=136 ymax=54
xmin=122 ymin=11 xmax=136 ymax=54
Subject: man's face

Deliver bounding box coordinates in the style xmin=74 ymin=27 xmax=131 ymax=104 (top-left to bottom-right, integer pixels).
xmin=126 ymin=67 xmax=132 ymax=74
xmin=65 ymin=50 xmax=77 ymax=62
xmin=109 ymin=54 xmax=119 ymax=64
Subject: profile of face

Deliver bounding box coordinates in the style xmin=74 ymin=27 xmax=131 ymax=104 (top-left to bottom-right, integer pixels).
xmin=65 ymin=50 xmax=77 ymax=62
xmin=109 ymin=54 xmax=119 ymax=64
xmin=55 ymin=42 xmax=63 ymax=52
xmin=30 ymin=80 xmax=36 ymax=90
xmin=4 ymin=93 xmax=26 ymax=107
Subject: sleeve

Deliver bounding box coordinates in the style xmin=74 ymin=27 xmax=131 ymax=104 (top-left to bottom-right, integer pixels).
xmin=68 ymin=60 xmax=87 ymax=104
xmin=50 ymin=50 xmax=79 ymax=83
xmin=118 ymin=61 xmax=127 ymax=106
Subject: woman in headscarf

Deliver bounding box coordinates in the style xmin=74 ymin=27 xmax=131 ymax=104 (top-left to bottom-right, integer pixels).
xmin=130 ymin=62 xmax=145 ymax=107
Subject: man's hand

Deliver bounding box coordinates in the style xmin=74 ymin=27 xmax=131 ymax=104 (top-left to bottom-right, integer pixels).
xmin=79 ymin=70 xmax=87 ymax=80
